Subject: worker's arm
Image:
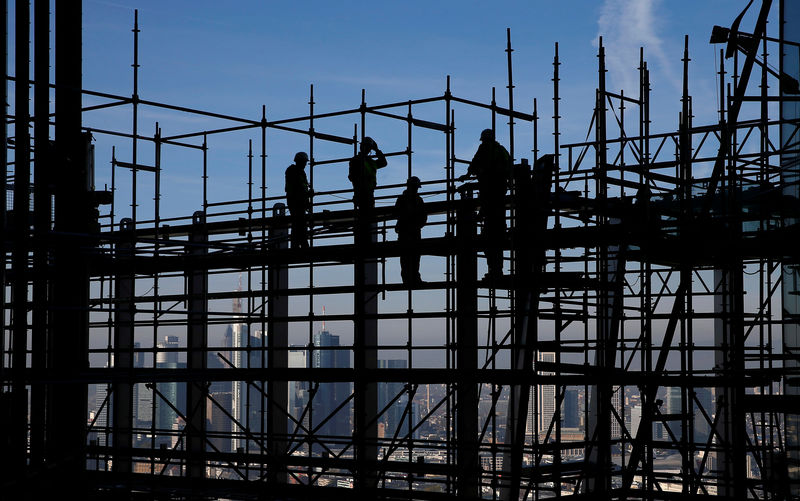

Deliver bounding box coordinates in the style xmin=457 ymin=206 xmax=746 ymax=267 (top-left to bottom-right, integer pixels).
xmin=373 ymin=148 xmax=388 ymax=169
xmin=459 ymin=144 xmax=486 ymax=181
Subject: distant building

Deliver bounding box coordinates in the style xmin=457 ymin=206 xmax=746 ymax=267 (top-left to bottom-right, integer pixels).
xmin=378 ymin=359 xmax=407 ymax=440
xmin=694 ymin=387 xmax=713 ymax=443
xmin=155 ymin=335 xmax=185 ymax=446
xmin=288 ymin=346 xmax=309 ymax=444
xmin=207 ymin=391 xmax=233 ymax=453
xmin=610 ymin=387 xmax=622 ymax=439
xmin=563 ymin=388 xmax=580 ymax=429
xmin=531 ymin=352 xmax=556 ymax=438
xmin=311 ymin=330 xmax=351 ymax=450
xmin=665 ymin=387 xmax=682 ymax=416
xmin=94 ymin=383 xmax=111 ymax=446
xmin=630 ymin=404 xmax=642 ymax=436
xmin=227 ymin=289 xmax=250 ymax=451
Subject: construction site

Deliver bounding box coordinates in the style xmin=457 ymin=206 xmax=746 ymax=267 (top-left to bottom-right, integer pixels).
xmin=2 ymin=0 xmax=799 ymax=499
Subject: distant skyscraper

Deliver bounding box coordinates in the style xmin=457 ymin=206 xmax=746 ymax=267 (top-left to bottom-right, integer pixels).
xmin=694 ymin=387 xmax=713 ymax=443
xmin=311 ymin=329 xmax=351 ymax=449
xmin=665 ymin=386 xmax=683 ymax=440
xmin=378 ymin=359 xmax=407 ymax=439
xmin=95 ymin=383 xmax=111 ymax=446
xmin=610 ymin=387 xmax=622 ymax=439
xmin=156 ymin=335 xmax=183 ymax=445
xmin=228 ymin=285 xmax=250 ymax=451
xmin=232 ymin=330 xmax=266 ymax=452
xmin=536 ymin=352 xmax=557 ymax=438
xmin=207 ymin=391 xmax=233 ymax=453
xmin=665 ymin=387 xmax=682 ymax=415
xmin=288 ymin=347 xmax=308 ymax=439
xmin=132 ymin=342 xmax=143 ymax=426
xmin=630 ymin=404 xmax=643 ymax=436
xmin=563 ymin=387 xmax=580 ymax=429
xmin=207 ymin=350 xmax=233 ymax=453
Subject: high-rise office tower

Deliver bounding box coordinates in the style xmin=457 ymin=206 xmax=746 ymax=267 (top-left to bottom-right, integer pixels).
xmin=131 ymin=342 xmax=143 ymax=426
xmin=156 ymin=335 xmax=183 ymax=445
xmin=563 ymin=387 xmax=580 ymax=429
xmin=207 ymin=349 xmax=233 ymax=453
xmin=665 ymin=386 xmax=683 ymax=440
xmin=694 ymin=387 xmax=713 ymax=443
xmin=288 ymin=347 xmax=308 ymax=437
xmin=311 ymin=329 xmax=351 ymax=450
xmin=630 ymin=404 xmax=642 ymax=436
xmin=534 ymin=352 xmax=556 ymax=438
xmin=228 ymin=287 xmax=250 ymax=451
xmin=207 ymin=391 xmax=233 ymax=453
xmin=236 ymin=331 xmax=265 ymax=452
xmin=378 ymin=359 xmax=408 ymax=439
xmin=665 ymin=387 xmax=682 ymax=416
xmin=610 ymin=387 xmax=622 ymax=439
xmin=94 ymin=383 xmax=111 ymax=446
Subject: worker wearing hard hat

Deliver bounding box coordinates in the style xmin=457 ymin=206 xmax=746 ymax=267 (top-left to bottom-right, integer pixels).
xmin=458 ymin=129 xmax=512 ymax=280
xmin=394 ymin=176 xmax=427 ymax=285
xmin=285 ymin=151 xmax=313 ymax=248
xmin=348 ymin=136 xmax=388 ymax=218
xmin=349 ymin=136 xmax=388 ymax=246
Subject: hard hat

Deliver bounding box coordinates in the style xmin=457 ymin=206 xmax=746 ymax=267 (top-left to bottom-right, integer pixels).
xmin=294 ymin=151 xmax=309 ymax=164
xmin=362 ymin=136 xmax=376 ymax=149
xmin=407 ymin=176 xmax=421 ymax=188
xmin=480 ymin=129 xmax=494 ymax=142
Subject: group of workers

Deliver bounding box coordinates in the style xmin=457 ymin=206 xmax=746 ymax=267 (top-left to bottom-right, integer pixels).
xmin=284 ymin=129 xmax=512 ymax=285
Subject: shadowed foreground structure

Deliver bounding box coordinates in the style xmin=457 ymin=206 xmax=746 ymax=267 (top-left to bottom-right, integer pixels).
xmin=2 ymin=1 xmax=800 ymax=499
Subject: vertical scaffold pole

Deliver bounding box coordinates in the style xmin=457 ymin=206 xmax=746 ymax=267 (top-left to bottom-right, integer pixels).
xmin=456 ymin=187 xmax=478 ymax=498
xmin=131 ymin=9 xmax=139 ymax=225
xmin=12 ymin=0 xmax=31 ymax=483
xmin=48 ymin=0 xmax=89 ymax=491
xmin=31 ymin=0 xmax=50 ymax=469
xmin=113 ymin=219 xmax=135 ymax=475
xmin=186 ymin=211 xmax=208 ymax=481
xmin=268 ymin=203 xmax=289 ymax=484
xmin=354 ymin=88 xmax=378 ymax=493
xmin=0 ymin=2 xmax=7 ymax=455
xmin=585 ymin=35 xmax=612 ymax=496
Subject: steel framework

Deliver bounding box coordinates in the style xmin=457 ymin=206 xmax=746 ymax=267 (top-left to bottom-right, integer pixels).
xmin=2 ymin=1 xmax=800 ymax=499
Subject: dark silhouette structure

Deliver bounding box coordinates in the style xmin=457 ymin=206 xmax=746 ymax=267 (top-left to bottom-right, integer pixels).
xmin=2 ymin=1 xmax=800 ymax=499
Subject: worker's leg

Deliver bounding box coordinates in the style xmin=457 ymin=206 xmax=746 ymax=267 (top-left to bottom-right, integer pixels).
xmin=355 ymin=191 xmax=375 ymax=249
xmin=288 ymin=203 xmax=306 ymax=249
xmin=483 ymin=203 xmax=505 ymax=277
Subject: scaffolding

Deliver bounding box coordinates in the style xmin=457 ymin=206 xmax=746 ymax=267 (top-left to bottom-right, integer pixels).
xmin=2 ymin=0 xmax=800 ymax=499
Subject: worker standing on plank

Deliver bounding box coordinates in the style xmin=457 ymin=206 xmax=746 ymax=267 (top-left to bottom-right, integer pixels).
xmin=285 ymin=151 xmax=312 ymax=249
xmin=458 ymin=129 xmax=511 ymax=280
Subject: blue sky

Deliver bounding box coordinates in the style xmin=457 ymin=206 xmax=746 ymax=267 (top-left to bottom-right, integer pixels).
xmin=7 ymin=0 xmax=768 ymax=216
xmin=45 ymin=0 xmax=760 ymax=223
xmin=9 ymin=0 xmax=777 ymax=354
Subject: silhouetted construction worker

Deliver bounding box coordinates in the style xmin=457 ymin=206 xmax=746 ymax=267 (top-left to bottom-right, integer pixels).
xmin=458 ymin=128 xmax=511 ymax=280
xmin=348 ymin=136 xmax=387 ymax=220
xmin=285 ymin=151 xmax=312 ymax=249
xmin=394 ymin=176 xmax=427 ymax=285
